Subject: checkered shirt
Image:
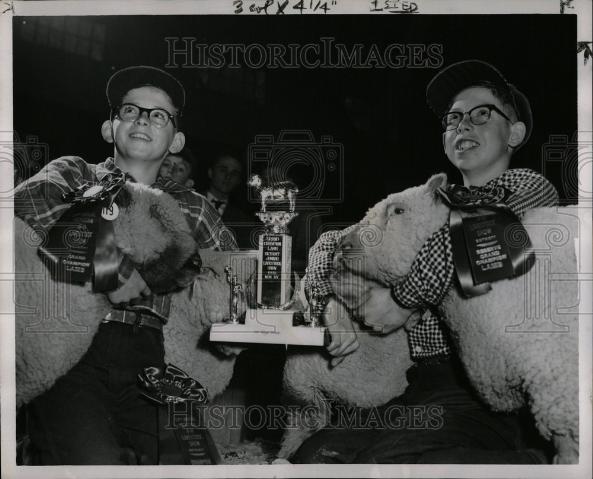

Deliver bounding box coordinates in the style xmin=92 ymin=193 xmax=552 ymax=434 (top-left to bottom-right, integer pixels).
xmin=15 ymin=156 xmax=237 ymax=287
xmin=305 ymin=168 xmax=559 ymax=360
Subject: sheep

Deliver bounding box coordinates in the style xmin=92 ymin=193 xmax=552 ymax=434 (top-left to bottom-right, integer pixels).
xmin=18 ymin=175 xmax=578 ymax=465
xmin=15 ymin=182 xmax=242 ymax=408
xmin=330 ymin=173 xmax=579 ymax=464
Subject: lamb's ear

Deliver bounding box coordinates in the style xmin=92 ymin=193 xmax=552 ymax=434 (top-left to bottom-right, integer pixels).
xmin=425 ymin=173 xmax=447 ymax=200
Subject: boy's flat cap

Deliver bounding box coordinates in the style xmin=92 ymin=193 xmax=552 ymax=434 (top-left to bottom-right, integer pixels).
xmin=426 ymin=60 xmax=532 ymax=145
xmin=106 ymin=65 xmax=185 ymax=112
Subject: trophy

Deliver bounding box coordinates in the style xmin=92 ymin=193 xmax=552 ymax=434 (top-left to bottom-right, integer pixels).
xmin=209 ymin=175 xmax=327 ymax=346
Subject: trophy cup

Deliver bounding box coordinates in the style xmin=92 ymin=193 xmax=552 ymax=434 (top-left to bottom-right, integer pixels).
xmin=209 ymin=175 xmax=327 ymax=346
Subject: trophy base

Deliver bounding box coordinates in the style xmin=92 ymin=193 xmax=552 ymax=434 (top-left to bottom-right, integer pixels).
xmin=209 ymin=308 xmax=328 ymax=346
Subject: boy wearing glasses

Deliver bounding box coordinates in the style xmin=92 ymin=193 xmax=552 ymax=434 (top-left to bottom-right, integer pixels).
xmin=15 ymin=66 xmax=235 ymax=464
xmin=294 ymin=60 xmax=558 ymax=463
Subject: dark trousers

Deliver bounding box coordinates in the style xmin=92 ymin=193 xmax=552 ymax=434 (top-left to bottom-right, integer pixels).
xmin=292 ymin=357 xmax=547 ymax=464
xmin=26 ymin=321 xmax=166 ymax=465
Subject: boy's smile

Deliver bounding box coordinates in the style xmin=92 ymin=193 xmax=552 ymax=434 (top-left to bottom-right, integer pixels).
xmin=454 ymin=138 xmax=480 ymax=153
xmin=443 ymin=87 xmax=515 ymax=186
xmin=112 ymin=86 xmax=179 ymax=164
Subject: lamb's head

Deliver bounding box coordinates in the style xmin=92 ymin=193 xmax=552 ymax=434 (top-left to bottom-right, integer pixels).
xmin=334 ymin=174 xmax=449 ymax=286
xmin=112 ymin=182 xmax=202 ymax=293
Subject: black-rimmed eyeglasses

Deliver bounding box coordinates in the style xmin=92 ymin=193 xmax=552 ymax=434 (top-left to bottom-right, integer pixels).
xmin=113 ymin=103 xmax=178 ymax=128
xmin=441 ymin=104 xmax=512 ymax=131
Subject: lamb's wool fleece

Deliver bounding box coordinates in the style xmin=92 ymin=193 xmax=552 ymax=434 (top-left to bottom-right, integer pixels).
xmin=113 ymin=182 xmax=192 ymax=264
xmin=114 ymin=182 xmax=201 ymax=292
xmin=280 ymin=324 xmax=411 ymax=458
xmin=14 ymin=183 xmax=240 ymax=407
xmin=441 ymin=208 xmax=578 ymax=455
xmin=16 ymin=220 xmax=241 ymax=406
xmin=337 ymin=174 xmax=579 ymax=463
xmin=161 ymin=250 xmax=243 ymax=400
xmin=277 ymin=264 xmax=412 ymax=459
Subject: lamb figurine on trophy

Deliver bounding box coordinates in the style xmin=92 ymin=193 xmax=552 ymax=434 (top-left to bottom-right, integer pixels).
xmin=209 ymin=174 xmax=327 ymax=346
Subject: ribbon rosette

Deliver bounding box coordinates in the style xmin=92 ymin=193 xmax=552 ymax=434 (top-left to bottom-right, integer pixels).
xmin=62 ymin=173 xmax=127 ymax=207
xmin=437 ymin=184 xmax=509 ymax=210
xmin=138 ymin=364 xmax=209 ymax=405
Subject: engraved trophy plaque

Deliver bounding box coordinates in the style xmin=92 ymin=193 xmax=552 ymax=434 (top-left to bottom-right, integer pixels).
xmin=209 ymin=175 xmax=327 ymax=346
xmin=254 ymin=175 xmax=298 ymax=308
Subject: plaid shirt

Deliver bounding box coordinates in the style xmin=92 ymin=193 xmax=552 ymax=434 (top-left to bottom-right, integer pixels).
xmin=15 ymin=156 xmax=237 ymax=286
xmin=304 ymin=168 xmax=559 ymax=360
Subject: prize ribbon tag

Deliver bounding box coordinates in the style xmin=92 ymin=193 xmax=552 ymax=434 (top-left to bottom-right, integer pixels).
xmin=437 ymin=185 xmax=535 ymax=297
xmin=38 ymin=176 xmax=125 ymax=290
xmin=462 ymin=213 xmax=515 ymax=285
xmin=37 ymin=206 xmax=99 ymax=285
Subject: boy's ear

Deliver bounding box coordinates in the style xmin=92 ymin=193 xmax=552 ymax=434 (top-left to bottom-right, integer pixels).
xmin=168 ymin=132 xmax=185 ymax=154
xmin=508 ymin=121 xmax=526 ymax=149
xmin=101 ymin=120 xmax=114 ymax=144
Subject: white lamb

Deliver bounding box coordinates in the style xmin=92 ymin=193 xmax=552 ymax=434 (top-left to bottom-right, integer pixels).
xmin=330 ymin=174 xmax=579 ymax=464
xmin=15 ymin=182 xmax=242 ymax=408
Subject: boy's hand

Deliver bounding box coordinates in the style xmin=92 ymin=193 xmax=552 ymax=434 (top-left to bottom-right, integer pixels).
xmin=107 ymin=268 xmax=152 ymax=305
xmin=324 ymin=298 xmax=359 ymax=367
xmin=353 ymin=287 xmax=415 ymax=334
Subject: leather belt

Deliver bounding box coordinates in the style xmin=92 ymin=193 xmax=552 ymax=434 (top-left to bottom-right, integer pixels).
xmin=413 ymin=354 xmax=451 ymax=367
xmin=102 ymin=308 xmax=166 ymax=331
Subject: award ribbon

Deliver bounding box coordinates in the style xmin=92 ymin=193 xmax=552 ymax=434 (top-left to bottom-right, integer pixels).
xmin=38 ymin=174 xmax=126 ymax=292
xmin=437 ymin=185 xmax=535 ymax=298
xmin=138 ymin=364 xmax=221 ymax=465
xmin=137 ymin=363 xmax=208 ymax=405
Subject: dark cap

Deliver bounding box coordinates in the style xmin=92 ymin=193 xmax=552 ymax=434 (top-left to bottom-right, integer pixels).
xmin=426 ymin=60 xmax=532 ymax=147
xmin=106 ymin=65 xmax=185 ymax=113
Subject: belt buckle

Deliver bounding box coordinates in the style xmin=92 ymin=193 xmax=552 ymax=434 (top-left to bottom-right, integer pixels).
xmin=102 ymin=313 xmax=111 ymax=324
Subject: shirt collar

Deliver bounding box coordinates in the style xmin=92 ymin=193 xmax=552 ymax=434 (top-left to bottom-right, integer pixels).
xmin=96 ymin=157 xmax=125 ymax=182
xmin=153 ymin=176 xmax=194 ymax=194
xmin=467 ymin=169 xmax=521 ymax=191
xmin=97 ymin=158 xmax=193 ymax=194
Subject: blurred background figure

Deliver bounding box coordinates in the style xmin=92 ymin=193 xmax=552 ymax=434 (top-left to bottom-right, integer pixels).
xmin=206 ymin=154 xmax=242 ymax=214
xmin=158 ymin=147 xmax=196 ymax=189
xmin=203 ymin=154 xmax=257 ymax=249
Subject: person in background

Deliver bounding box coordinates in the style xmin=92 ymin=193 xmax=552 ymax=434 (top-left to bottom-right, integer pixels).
xmin=158 ymin=146 xmax=196 ymax=188
xmin=204 ymin=154 xmax=256 ymax=249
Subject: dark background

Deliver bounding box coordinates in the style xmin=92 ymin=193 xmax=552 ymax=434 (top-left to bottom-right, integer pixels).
xmin=13 ymin=14 xmax=577 ymax=227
